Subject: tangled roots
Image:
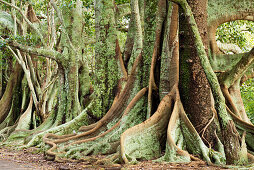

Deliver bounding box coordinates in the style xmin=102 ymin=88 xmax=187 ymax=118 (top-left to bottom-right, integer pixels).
xmin=120 ymin=87 xmax=226 ymax=164
xmin=43 ymin=88 xmax=148 ymax=162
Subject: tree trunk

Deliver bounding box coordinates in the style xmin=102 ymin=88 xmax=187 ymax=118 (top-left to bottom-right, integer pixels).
xmin=0 ymin=62 xmax=23 ymax=123
xmin=179 ymin=0 xmax=217 ymax=148
xmin=94 ymin=0 xmax=120 ymax=118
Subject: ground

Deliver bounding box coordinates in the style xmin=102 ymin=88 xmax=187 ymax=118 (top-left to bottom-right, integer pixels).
xmin=0 ymin=147 xmax=229 ymax=170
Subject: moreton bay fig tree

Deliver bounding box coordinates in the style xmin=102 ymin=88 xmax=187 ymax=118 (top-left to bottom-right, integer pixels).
xmin=0 ymin=0 xmax=254 ymax=167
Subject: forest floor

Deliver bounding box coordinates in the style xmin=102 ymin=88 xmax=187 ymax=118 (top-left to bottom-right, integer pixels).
xmin=0 ymin=146 xmax=228 ymax=169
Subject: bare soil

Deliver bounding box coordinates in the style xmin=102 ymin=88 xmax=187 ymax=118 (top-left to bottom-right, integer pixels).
xmin=0 ymin=146 xmax=227 ymax=169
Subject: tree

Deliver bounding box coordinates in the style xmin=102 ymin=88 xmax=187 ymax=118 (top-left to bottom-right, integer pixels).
xmin=0 ymin=0 xmax=254 ymax=167
xmin=216 ymin=20 xmax=254 ymax=124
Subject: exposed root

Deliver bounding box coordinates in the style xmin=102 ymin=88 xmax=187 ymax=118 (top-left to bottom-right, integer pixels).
xmin=199 ymin=109 xmax=215 ymax=148
xmin=227 ymin=106 xmax=254 ymax=151
xmin=78 ymin=53 xmax=144 ymax=137
xmin=94 ymin=153 xmax=120 ymax=165
xmin=0 ymin=125 xmax=17 ymax=141
xmin=43 ymin=53 xmax=144 ymax=155
xmin=122 ymin=86 xmax=226 ymax=165
xmin=44 ymin=87 xmax=148 ymax=161
xmin=79 ymin=122 xmax=97 ymax=132
xmin=158 ymin=89 xmax=220 ymax=164
xmin=121 ymin=86 xmax=176 ymax=163
xmin=221 ymin=86 xmax=242 ymax=119
xmin=15 ymin=95 xmax=33 ymax=130
xmin=161 ymin=97 xmax=192 ymax=163
xmin=147 ymin=0 xmax=167 ymax=119
xmin=46 ymin=85 xmax=148 ymax=152
xmin=69 ymin=88 xmax=148 ymax=145
xmin=25 ymin=105 xmax=91 ymax=148
xmin=116 ymin=39 xmax=128 ymax=79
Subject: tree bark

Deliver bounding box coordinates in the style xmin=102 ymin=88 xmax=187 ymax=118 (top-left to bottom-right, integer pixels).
xmin=179 ymin=0 xmax=217 ymax=148
xmin=0 ymin=62 xmax=23 ymax=123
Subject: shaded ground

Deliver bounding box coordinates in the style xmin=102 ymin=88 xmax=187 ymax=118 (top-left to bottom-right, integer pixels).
xmin=0 ymin=146 xmax=227 ymax=169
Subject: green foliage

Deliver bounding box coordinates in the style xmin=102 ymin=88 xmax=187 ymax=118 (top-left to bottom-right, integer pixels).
xmin=216 ymin=20 xmax=254 ymax=52
xmin=241 ymin=79 xmax=254 ymax=123
xmin=115 ymin=0 xmax=130 ymax=5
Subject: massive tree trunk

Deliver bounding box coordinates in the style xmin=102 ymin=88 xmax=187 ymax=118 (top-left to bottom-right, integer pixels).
xmin=179 ymin=0 xmax=218 ymax=148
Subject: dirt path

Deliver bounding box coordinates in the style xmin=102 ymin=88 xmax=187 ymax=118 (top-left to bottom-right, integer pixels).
xmin=0 ymin=160 xmax=35 ymax=170
xmin=0 ymin=147 xmax=228 ymax=169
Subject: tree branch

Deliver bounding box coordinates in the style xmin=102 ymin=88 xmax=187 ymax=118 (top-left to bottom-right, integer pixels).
xmin=208 ymin=12 xmax=254 ymax=56
xmin=50 ymin=0 xmax=74 ymax=50
xmin=241 ymin=71 xmax=254 ymax=84
xmin=5 ymin=39 xmax=61 ymax=63
xmin=220 ymin=47 xmax=254 ymax=87
xmin=0 ymin=0 xmax=46 ymax=46
xmin=217 ymin=41 xmax=243 ymax=54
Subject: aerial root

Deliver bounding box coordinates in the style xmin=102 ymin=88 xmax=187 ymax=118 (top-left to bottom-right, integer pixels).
xmin=221 ymin=86 xmax=242 ymax=119
xmin=198 ymin=108 xmax=215 ymax=148
xmin=116 ymin=39 xmax=128 ymax=79
xmin=147 ymin=4 xmax=166 ymax=118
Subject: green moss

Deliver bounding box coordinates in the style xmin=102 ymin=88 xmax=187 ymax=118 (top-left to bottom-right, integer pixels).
xmin=142 ymin=0 xmax=159 ymax=86
xmin=211 ymin=54 xmax=243 ymax=72
xmin=208 ymin=0 xmax=254 ymax=25
xmin=159 ymin=2 xmax=174 ymax=99
xmin=26 ymin=106 xmax=90 ymax=147
xmin=123 ymin=123 xmax=162 ymax=162
xmin=93 ymin=0 xmax=120 ymax=118
xmin=155 ymin=144 xmax=190 ymax=163
xmin=54 ymin=96 xmax=146 ymax=160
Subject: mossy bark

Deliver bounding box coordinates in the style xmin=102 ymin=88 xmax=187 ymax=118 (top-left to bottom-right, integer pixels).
xmin=174 ymin=0 xmax=245 ymax=164
xmin=179 ymin=0 xmax=218 ymax=148
xmin=52 ymin=0 xmax=90 ymax=124
xmin=1 ymin=0 xmax=254 ymax=167
xmin=159 ymin=3 xmax=179 ymax=100
xmin=94 ymin=0 xmax=120 ymax=118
